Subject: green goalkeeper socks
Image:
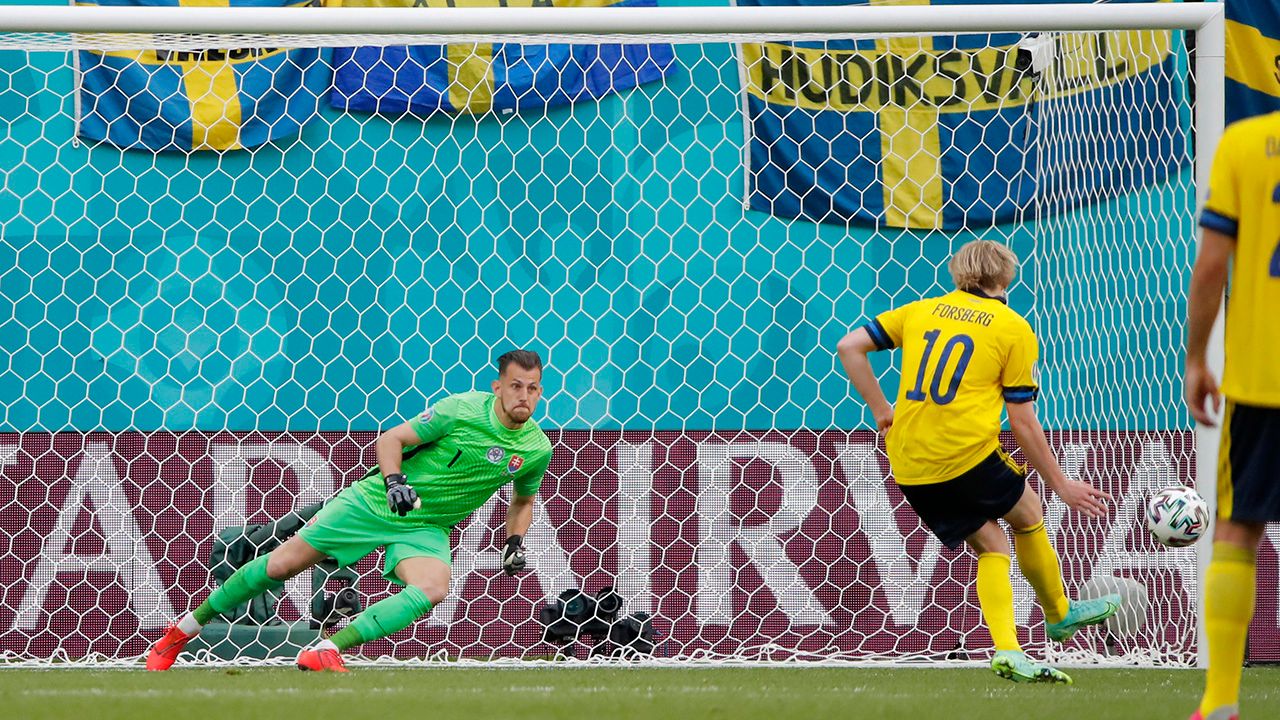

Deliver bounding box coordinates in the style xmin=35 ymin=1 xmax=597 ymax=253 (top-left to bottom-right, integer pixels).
xmin=191 ymin=557 xmax=435 ymax=650
xmin=193 ymin=555 xmax=284 ymax=625
xmin=330 ymin=585 xmax=434 ymax=651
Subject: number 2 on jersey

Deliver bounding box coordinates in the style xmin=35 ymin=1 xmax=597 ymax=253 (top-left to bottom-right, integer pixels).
xmin=905 ymin=329 xmax=975 ymax=405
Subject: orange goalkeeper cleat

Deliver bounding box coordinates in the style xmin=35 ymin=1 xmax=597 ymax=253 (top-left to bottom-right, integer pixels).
xmin=145 ymin=624 xmax=194 ymax=671
xmin=296 ymin=647 xmax=348 ymax=672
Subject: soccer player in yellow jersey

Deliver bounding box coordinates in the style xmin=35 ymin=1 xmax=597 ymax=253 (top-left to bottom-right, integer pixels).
xmin=837 ymin=240 xmax=1120 ymax=684
xmin=1185 ymin=113 xmax=1280 ymax=720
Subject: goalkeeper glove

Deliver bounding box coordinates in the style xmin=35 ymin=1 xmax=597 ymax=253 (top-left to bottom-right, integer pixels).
xmin=384 ymin=473 xmax=420 ymax=517
xmin=502 ymin=535 xmax=526 ymax=576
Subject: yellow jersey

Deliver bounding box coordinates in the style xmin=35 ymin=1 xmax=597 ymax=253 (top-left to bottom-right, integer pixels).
xmin=865 ymin=289 xmax=1038 ymax=485
xmin=1202 ymin=112 xmax=1280 ymax=407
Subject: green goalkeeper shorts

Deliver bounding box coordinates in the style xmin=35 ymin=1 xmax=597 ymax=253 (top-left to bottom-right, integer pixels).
xmin=297 ymin=488 xmax=452 ymax=585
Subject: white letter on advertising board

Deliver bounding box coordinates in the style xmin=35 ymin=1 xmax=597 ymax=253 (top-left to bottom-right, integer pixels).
xmin=837 ymin=442 xmax=940 ymax=626
xmin=12 ymin=442 xmax=175 ymax=630
xmin=696 ymin=441 xmax=831 ymax=626
xmin=616 ymin=441 xmax=654 ymax=614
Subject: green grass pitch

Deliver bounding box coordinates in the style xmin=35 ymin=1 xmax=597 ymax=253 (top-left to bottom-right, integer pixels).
xmin=3 ymin=666 xmax=1279 ymax=719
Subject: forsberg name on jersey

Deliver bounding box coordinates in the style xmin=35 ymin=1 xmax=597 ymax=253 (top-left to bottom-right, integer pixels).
xmin=930 ymin=302 xmax=995 ymax=326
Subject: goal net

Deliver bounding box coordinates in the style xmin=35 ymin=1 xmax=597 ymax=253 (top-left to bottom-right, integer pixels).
xmin=0 ymin=3 xmax=1231 ymax=667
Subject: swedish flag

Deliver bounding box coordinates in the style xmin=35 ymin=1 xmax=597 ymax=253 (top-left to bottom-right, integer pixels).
xmin=742 ymin=0 xmax=1184 ymax=230
xmin=1225 ymin=0 xmax=1280 ymax=124
xmin=76 ymin=0 xmax=326 ymax=152
xmin=330 ymin=0 xmax=675 ymax=115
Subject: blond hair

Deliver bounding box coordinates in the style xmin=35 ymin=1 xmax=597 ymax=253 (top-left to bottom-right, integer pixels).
xmin=948 ymin=240 xmax=1019 ymax=292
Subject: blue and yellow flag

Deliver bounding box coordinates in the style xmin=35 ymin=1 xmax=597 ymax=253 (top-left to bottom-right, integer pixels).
xmin=1226 ymin=0 xmax=1280 ymax=124
xmin=76 ymin=0 xmax=326 ymax=152
xmin=329 ymin=0 xmax=675 ymax=115
xmin=742 ymin=0 xmax=1184 ymax=230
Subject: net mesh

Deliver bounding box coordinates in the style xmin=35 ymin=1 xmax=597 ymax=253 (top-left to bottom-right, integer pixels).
xmin=0 ymin=21 xmax=1206 ymax=666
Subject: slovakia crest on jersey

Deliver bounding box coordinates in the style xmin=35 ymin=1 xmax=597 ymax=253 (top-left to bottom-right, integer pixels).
xmin=506 ymin=455 xmax=524 ymax=475
xmin=487 ymin=446 xmax=506 ymax=464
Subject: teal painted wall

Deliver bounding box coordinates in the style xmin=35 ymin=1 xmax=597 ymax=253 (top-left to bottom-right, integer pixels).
xmin=0 ymin=7 xmax=1196 ymax=433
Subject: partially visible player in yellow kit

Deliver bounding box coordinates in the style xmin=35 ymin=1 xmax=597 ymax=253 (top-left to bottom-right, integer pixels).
xmin=837 ymin=240 xmax=1118 ymax=684
xmin=1185 ymin=113 xmax=1280 ymax=720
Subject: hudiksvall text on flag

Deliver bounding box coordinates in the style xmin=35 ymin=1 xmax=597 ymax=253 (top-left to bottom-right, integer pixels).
xmin=741 ymin=0 xmax=1186 ymax=231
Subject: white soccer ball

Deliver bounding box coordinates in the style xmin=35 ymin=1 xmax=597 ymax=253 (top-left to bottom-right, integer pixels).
xmin=1146 ymin=486 xmax=1209 ymax=548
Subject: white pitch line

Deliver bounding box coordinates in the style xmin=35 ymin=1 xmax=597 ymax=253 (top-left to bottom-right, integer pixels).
xmin=19 ymin=685 xmax=921 ymax=700
xmin=19 ymin=688 xmax=358 ymax=698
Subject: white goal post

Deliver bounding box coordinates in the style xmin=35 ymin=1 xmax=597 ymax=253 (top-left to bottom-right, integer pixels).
xmin=0 ymin=4 xmax=1226 ymax=37
xmin=0 ymin=3 xmax=1226 ymax=667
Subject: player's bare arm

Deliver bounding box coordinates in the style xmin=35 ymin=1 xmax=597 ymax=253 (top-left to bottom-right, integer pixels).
xmin=836 ymin=327 xmax=894 ymax=432
xmin=376 ymin=421 xmax=425 ymax=516
xmin=1184 ymin=227 xmax=1234 ymax=427
xmin=507 ymin=493 xmax=535 ymax=538
xmin=375 ymin=421 xmax=425 ymax=476
xmin=1006 ymin=401 xmax=1110 ymax=517
xmin=503 ymin=493 xmax=536 ymax=576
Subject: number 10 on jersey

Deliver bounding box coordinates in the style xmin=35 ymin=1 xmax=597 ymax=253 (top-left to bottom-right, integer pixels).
xmin=905 ymin=329 xmax=975 ymax=405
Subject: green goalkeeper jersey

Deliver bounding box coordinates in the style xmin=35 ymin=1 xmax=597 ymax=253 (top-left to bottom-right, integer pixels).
xmin=350 ymin=391 xmax=553 ymax=528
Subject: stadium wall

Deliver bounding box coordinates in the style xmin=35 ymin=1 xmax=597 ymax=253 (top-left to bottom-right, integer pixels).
xmin=1 ymin=429 xmax=1220 ymax=661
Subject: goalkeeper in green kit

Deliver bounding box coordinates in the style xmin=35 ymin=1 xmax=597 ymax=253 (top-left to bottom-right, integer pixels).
xmin=146 ymin=350 xmax=553 ymax=672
